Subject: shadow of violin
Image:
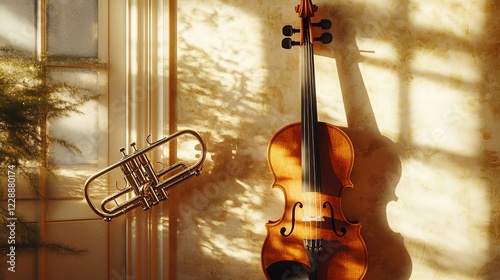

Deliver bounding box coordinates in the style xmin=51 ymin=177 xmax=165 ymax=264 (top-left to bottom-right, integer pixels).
xmin=314 ymin=3 xmax=413 ymax=279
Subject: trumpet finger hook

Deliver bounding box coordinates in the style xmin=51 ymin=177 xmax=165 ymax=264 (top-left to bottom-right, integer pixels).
xmin=114 ymin=178 xmax=128 ymax=191
xmin=146 ymin=134 xmax=153 ymax=145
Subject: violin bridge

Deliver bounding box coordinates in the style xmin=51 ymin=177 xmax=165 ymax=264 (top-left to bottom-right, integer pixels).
xmin=302 ymin=216 xmax=326 ymax=222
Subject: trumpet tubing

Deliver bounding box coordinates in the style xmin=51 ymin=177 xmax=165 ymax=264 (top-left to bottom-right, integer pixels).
xmin=84 ymin=130 xmax=206 ymax=221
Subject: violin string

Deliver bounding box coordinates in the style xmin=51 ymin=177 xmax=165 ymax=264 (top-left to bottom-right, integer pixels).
xmin=303 ymin=24 xmax=320 ymax=246
xmin=301 ymin=37 xmax=308 ymax=245
xmin=306 ymin=41 xmax=314 ymax=243
xmin=307 ymin=28 xmax=314 ymax=245
xmin=308 ymin=39 xmax=320 ymax=245
xmin=304 ymin=25 xmax=308 ymax=245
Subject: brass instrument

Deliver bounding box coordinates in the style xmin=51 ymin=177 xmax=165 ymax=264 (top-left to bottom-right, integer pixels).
xmin=84 ymin=130 xmax=206 ymax=221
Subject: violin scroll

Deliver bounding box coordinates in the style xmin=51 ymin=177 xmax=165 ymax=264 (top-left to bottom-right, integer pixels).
xmin=295 ymin=0 xmax=317 ymax=18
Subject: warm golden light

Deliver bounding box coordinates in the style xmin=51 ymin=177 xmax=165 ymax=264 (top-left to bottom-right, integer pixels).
xmin=409 ymin=0 xmax=486 ymax=37
xmin=163 ymin=0 xmax=500 ymax=279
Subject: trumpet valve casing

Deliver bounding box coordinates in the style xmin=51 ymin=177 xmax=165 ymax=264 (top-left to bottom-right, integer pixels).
xmin=84 ymin=130 xmax=206 ymax=221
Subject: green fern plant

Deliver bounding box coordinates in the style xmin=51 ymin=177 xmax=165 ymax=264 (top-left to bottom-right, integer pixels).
xmin=0 ymin=48 xmax=99 ymax=255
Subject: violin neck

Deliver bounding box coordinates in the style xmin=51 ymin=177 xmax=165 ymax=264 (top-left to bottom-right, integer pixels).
xmin=301 ymin=17 xmax=322 ymax=193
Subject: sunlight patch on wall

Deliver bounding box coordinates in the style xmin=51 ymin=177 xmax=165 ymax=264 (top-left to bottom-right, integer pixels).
xmin=198 ymin=232 xmax=258 ymax=262
xmin=177 ymin=1 xmax=267 ymax=141
xmin=188 ymin=178 xmax=279 ymax=266
xmin=353 ymin=39 xmax=403 ymax=138
xmin=175 ymin=1 xmax=273 ymax=274
xmin=191 ymin=179 xmax=270 ymax=263
xmin=412 ymin=49 xmax=481 ymax=87
xmin=409 ymin=0 xmax=486 ymax=37
xmin=315 ymin=55 xmax=348 ymax=126
xmin=387 ymin=162 xmax=491 ymax=279
xmin=385 ymin=1 xmax=493 ymax=278
xmin=408 ymin=49 xmax=482 ymax=158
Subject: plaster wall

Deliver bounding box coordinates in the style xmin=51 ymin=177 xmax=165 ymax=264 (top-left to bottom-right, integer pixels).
xmin=169 ymin=0 xmax=500 ymax=279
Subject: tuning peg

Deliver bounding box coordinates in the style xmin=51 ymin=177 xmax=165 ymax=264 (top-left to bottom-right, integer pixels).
xmin=312 ymin=19 xmax=332 ymax=30
xmin=282 ymin=38 xmax=300 ymax=49
xmin=314 ymin=33 xmax=333 ymax=44
xmin=282 ymin=25 xmax=300 ymax=36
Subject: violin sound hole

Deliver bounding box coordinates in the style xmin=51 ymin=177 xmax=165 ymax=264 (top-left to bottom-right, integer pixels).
xmin=323 ymin=202 xmax=347 ymax=237
xmin=280 ymin=201 xmax=303 ymax=237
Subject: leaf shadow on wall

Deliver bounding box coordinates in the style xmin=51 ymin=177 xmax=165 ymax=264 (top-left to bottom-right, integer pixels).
xmin=169 ymin=1 xmax=500 ymax=279
xmin=167 ymin=3 xmax=288 ymax=279
xmin=314 ymin=4 xmax=413 ymax=280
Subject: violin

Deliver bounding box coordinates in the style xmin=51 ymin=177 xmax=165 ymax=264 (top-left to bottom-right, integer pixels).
xmin=261 ymin=1 xmax=368 ymax=279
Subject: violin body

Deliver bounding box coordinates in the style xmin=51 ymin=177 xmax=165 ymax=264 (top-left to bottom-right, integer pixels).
xmin=261 ymin=1 xmax=368 ymax=279
xmin=262 ymin=123 xmax=368 ymax=280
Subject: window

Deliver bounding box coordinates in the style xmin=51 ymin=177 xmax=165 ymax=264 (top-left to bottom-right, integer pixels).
xmin=1 ymin=0 xmax=173 ymax=278
xmin=1 ymin=0 xmax=108 ymax=194
xmin=1 ymin=1 xmax=110 ymax=279
xmin=47 ymin=0 xmax=98 ymax=58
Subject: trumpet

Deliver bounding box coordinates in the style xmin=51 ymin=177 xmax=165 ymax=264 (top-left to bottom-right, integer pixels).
xmin=84 ymin=130 xmax=206 ymax=221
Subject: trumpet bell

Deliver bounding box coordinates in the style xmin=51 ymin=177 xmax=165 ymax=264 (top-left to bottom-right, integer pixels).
xmin=84 ymin=130 xmax=206 ymax=221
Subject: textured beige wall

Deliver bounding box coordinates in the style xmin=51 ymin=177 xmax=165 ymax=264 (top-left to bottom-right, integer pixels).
xmin=170 ymin=0 xmax=500 ymax=279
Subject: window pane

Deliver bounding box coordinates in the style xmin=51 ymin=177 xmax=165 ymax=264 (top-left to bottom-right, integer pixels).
xmin=48 ymin=69 xmax=99 ymax=166
xmin=47 ymin=0 xmax=98 ymax=58
xmin=0 ymin=0 xmax=36 ymax=56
